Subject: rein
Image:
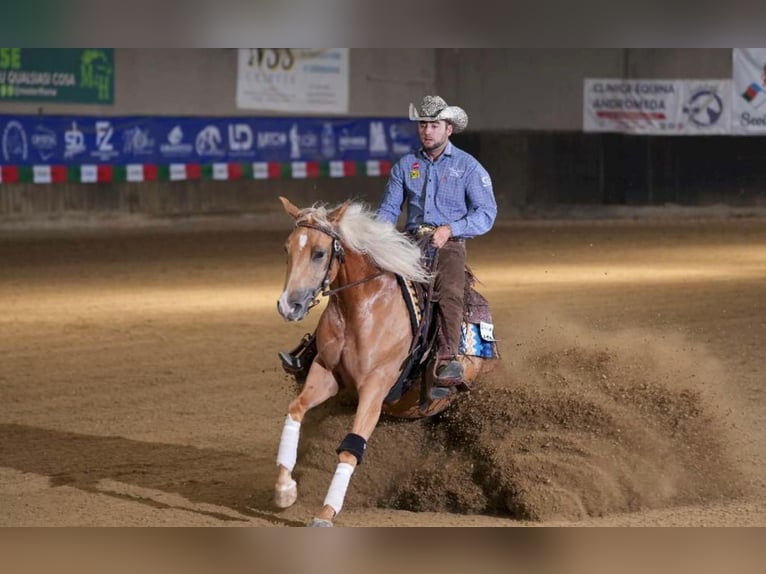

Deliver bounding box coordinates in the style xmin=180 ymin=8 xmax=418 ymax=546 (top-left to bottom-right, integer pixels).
xmin=295 ymin=221 xmax=383 ymax=308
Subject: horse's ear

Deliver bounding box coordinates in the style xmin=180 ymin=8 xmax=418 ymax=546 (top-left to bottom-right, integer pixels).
xmin=327 ymin=200 xmax=351 ymax=225
xmin=279 ymin=196 xmax=301 ymax=220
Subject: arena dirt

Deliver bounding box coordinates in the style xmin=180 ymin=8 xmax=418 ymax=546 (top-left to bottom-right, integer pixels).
xmin=1 ymin=215 xmax=764 ymax=526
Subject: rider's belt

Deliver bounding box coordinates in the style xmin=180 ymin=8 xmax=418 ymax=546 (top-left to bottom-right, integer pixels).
xmin=410 ymin=224 xmax=464 ymax=242
xmin=413 ymin=224 xmax=437 ymax=237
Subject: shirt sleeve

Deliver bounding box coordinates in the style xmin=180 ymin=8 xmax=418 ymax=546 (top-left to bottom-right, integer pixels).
xmin=376 ymin=159 xmax=405 ymax=225
xmin=449 ymin=161 xmax=497 ymax=238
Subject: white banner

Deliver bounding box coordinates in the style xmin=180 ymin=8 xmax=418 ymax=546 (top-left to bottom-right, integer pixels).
xmin=236 ymin=48 xmax=349 ymax=114
xmin=584 ymin=79 xmax=730 ymax=135
xmin=732 ymin=48 xmax=766 ymax=134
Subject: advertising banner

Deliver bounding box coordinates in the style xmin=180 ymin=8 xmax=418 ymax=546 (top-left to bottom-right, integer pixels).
xmin=583 ymin=78 xmax=730 ymax=135
xmin=732 ymin=48 xmax=766 ymax=134
xmin=0 ymin=114 xmax=419 ymax=183
xmin=237 ymin=48 xmax=349 ymax=113
xmin=0 ymin=48 xmax=114 ymax=104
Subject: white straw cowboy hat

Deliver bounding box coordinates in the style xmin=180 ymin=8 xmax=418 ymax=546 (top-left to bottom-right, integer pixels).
xmin=408 ymin=95 xmax=468 ymax=132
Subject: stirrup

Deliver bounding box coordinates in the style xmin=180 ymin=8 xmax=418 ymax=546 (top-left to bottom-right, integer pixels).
xmin=435 ymin=359 xmax=464 ymax=385
xmin=279 ymin=333 xmax=316 ymax=378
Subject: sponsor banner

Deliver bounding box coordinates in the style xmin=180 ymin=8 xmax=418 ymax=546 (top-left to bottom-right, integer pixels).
xmin=584 ymin=79 xmax=730 ymax=135
xmin=237 ymin=48 xmax=349 ymax=113
xmin=732 ymin=48 xmax=766 ymax=134
xmin=0 ymin=115 xmax=418 ymax=167
xmin=0 ymin=48 xmax=114 ymax=104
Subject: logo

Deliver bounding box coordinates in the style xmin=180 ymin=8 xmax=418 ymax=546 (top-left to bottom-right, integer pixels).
xmin=160 ymin=125 xmax=193 ymax=157
xmin=389 ymin=123 xmax=417 ymax=155
xmin=321 ymin=123 xmax=336 ymax=158
xmin=196 ymin=125 xmax=224 ymax=156
xmin=288 ymin=123 xmax=318 ymax=159
xmin=683 ymin=89 xmax=724 ymax=127
xmin=80 ymin=49 xmax=113 ymax=102
xmin=91 ymin=120 xmax=119 ymax=160
xmin=369 ymin=122 xmax=388 ymax=154
xmin=481 ymin=174 xmax=492 ymax=188
xmin=741 ymin=80 xmax=766 ymax=109
xmin=2 ymin=120 xmax=28 ymax=161
xmin=96 ymin=121 xmax=113 ymax=152
xmin=169 ymin=126 xmax=183 ymax=145
xmin=410 ymin=161 xmax=420 ymax=180
xmin=64 ymin=121 xmax=86 ymax=159
xmin=31 ymin=125 xmax=57 ymax=161
xmin=338 ymin=129 xmax=366 ymax=152
xmin=122 ymin=126 xmax=155 ymax=155
xmin=228 ymin=123 xmax=253 ymax=152
xmin=740 ymin=59 xmax=766 ymax=110
xmin=257 ymin=131 xmax=288 ymax=148
xmin=448 ymin=167 xmax=465 ymax=178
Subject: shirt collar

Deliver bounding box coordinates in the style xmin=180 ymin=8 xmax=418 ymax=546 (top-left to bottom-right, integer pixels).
xmin=418 ymin=140 xmax=454 ymax=161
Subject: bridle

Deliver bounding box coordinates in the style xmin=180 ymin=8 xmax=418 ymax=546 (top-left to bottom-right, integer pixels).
xmin=295 ymin=221 xmax=383 ymax=309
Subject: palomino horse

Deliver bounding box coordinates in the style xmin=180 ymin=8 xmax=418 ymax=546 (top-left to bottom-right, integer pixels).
xmin=274 ymin=197 xmax=494 ymax=526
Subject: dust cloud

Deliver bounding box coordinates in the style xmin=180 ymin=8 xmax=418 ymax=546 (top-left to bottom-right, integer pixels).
xmin=295 ymin=313 xmax=746 ymax=521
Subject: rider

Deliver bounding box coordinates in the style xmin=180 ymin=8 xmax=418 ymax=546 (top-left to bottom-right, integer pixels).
xmin=279 ymin=95 xmax=497 ymax=386
xmin=377 ymin=95 xmax=497 ymax=384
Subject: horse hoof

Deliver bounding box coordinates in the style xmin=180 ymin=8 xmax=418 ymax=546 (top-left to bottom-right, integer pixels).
xmin=274 ymin=479 xmax=297 ymax=508
xmin=309 ymin=518 xmax=333 ymax=527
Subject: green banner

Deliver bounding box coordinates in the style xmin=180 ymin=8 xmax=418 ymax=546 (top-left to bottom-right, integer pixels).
xmin=0 ymin=48 xmax=114 ymax=104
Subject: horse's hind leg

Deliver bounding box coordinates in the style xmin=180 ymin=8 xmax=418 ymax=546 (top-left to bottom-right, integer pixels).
xmin=274 ymin=365 xmax=339 ymax=509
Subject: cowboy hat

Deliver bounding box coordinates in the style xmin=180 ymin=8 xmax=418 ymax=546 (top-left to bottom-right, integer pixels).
xmin=408 ymin=95 xmax=468 ymax=132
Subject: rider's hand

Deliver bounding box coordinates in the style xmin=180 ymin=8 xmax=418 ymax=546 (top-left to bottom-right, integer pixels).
xmin=431 ymin=225 xmax=452 ymax=248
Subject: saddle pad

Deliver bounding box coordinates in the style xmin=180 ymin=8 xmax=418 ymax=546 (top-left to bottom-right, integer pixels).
xmin=459 ymin=322 xmax=499 ymax=359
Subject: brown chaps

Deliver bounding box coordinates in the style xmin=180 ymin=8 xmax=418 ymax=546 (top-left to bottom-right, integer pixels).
xmin=433 ymin=240 xmax=466 ymax=361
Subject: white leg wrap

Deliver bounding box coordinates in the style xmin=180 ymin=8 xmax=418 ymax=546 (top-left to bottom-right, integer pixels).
xmin=323 ymin=462 xmax=355 ymax=515
xmin=276 ymin=415 xmax=301 ymax=472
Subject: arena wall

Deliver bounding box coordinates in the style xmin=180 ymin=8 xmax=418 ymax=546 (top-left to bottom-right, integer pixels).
xmin=2 ymin=48 xmax=763 ymax=222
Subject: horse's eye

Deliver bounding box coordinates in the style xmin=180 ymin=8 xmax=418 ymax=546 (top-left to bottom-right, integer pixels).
xmin=312 ymin=250 xmax=326 ymax=261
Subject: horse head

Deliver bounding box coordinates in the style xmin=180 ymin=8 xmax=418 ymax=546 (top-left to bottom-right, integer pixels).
xmin=277 ymin=196 xmax=350 ymax=321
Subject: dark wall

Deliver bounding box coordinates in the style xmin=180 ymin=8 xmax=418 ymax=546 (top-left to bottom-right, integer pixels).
xmin=453 ymin=132 xmax=766 ymax=210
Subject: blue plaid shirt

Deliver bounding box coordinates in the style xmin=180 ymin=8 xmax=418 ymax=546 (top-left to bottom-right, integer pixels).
xmin=376 ymin=141 xmax=497 ymax=238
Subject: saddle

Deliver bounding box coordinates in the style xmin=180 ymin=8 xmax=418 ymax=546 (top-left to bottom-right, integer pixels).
xmin=383 ymin=265 xmax=499 ymax=407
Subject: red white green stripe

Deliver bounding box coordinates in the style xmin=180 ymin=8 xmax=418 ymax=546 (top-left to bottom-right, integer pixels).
xmin=0 ymin=160 xmax=392 ymax=184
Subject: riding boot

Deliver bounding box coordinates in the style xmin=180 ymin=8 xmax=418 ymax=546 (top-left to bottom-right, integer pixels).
xmin=435 ymin=358 xmax=464 ymax=384
xmin=278 ymin=333 xmax=317 ymax=380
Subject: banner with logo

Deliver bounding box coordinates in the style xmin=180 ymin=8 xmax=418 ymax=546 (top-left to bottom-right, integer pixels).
xmin=732 ymin=48 xmax=766 ymax=134
xmin=0 ymin=115 xmax=418 ymax=184
xmin=584 ymin=79 xmax=730 ymax=135
xmin=0 ymin=48 xmax=114 ymax=104
xmin=237 ymin=48 xmax=349 ymax=113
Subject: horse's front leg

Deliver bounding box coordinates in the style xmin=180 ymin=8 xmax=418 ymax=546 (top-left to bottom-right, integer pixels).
xmin=310 ymin=380 xmax=391 ymax=527
xmin=274 ymin=364 xmax=339 ymax=509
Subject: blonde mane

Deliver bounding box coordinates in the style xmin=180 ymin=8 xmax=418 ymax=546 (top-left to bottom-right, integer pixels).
xmin=296 ymin=202 xmax=430 ymax=283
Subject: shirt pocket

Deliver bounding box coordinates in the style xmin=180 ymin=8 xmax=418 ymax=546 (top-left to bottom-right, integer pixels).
xmin=405 ymin=177 xmax=423 ymax=201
